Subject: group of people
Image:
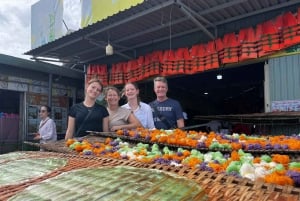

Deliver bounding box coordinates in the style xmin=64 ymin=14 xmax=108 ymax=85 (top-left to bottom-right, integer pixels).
xmin=34 ymin=76 xmax=185 ymax=144
xmin=65 ymin=76 xmax=185 ymax=139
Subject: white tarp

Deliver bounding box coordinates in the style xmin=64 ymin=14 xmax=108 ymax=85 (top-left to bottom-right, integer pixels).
xmin=31 ymin=0 xmax=63 ymax=49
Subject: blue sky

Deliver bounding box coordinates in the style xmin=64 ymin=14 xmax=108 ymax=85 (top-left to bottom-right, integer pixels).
xmin=0 ymin=0 xmax=81 ymax=60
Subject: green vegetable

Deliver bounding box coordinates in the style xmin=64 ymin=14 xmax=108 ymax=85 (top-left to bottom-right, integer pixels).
xmin=209 ymin=142 xmax=219 ymax=149
xmin=289 ymin=162 xmax=300 ymax=168
xmin=261 ymin=155 xmax=272 ymax=163
xmin=226 ymin=161 xmax=242 ymax=173
xmin=274 ymin=164 xmax=284 ymax=171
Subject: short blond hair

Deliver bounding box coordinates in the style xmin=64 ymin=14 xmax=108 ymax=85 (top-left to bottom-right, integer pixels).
xmin=154 ymin=76 xmax=168 ymax=86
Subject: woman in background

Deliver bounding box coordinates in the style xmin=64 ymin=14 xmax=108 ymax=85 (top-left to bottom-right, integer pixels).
xmin=105 ymin=86 xmax=142 ymax=131
xmin=34 ymin=105 xmax=57 ymax=144
xmin=122 ymin=82 xmax=155 ymax=129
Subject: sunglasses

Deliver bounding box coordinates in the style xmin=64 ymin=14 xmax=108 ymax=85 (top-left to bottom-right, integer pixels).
xmin=39 ymin=110 xmax=47 ymax=113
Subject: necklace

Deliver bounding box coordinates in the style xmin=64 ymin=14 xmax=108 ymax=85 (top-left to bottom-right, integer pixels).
xmin=83 ymin=100 xmax=95 ymax=108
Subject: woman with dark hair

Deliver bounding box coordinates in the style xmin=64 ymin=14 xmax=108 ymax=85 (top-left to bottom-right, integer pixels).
xmin=34 ymin=105 xmax=57 ymax=144
xmin=65 ymin=78 xmax=109 ymax=139
xmin=122 ymin=82 xmax=155 ymax=129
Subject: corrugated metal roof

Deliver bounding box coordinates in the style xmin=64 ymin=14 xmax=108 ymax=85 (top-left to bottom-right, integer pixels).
xmin=0 ymin=54 xmax=83 ymax=79
xmin=25 ymin=0 xmax=300 ymax=71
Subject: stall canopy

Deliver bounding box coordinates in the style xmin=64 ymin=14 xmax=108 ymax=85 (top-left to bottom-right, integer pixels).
xmin=25 ymin=0 xmax=300 ymax=71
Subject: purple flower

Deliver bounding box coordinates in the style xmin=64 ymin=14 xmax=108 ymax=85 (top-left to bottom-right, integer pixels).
xmin=287 ymin=170 xmax=300 ymax=187
xmin=224 ymin=153 xmax=230 ymax=159
xmin=123 ymin=129 xmax=129 ymax=136
xmin=265 ymin=144 xmax=273 ymax=150
xmin=177 ymin=152 xmax=183 ymax=157
xmin=93 ymin=144 xmax=100 ymax=148
xmin=133 ymin=133 xmax=140 ymax=139
xmin=145 ymin=135 xmax=151 ymax=141
xmin=110 ymin=140 xmax=119 ymax=146
xmin=83 ymin=150 xmax=93 ymax=155
xmin=198 ymin=162 xmax=213 ymax=172
xmin=197 ymin=142 xmax=206 ymax=149
xmin=273 ymin=144 xmax=281 ymax=150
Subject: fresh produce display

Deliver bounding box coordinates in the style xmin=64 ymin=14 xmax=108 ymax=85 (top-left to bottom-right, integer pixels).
xmin=8 ymin=166 xmax=208 ymax=201
xmin=66 ymin=137 xmax=300 ymax=187
xmin=113 ymin=128 xmax=300 ymax=152
xmin=0 ymin=157 xmax=67 ymax=186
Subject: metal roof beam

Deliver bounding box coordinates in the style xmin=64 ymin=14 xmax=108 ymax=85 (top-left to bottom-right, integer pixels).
xmin=81 ymin=26 xmax=202 ymax=63
xmin=72 ymin=0 xmax=252 ymax=61
xmin=176 ymin=0 xmax=215 ymax=39
xmin=87 ymin=38 xmax=133 ymax=60
xmin=27 ymin=0 xmax=176 ymax=58
xmin=176 ymin=0 xmax=216 ymax=28
xmin=215 ymin=1 xmax=300 ymax=25
xmin=114 ymin=17 xmax=187 ymax=44
xmin=197 ymin=0 xmax=248 ymax=15
xmin=85 ymin=0 xmax=176 ymax=38
xmin=28 ymin=37 xmax=84 ymax=57
xmin=60 ymin=1 xmax=300 ymax=64
xmin=0 ymin=54 xmax=83 ymax=79
xmin=61 ymin=17 xmax=188 ymax=61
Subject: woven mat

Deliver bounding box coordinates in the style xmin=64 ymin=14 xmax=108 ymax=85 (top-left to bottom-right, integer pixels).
xmin=0 ymin=151 xmax=299 ymax=201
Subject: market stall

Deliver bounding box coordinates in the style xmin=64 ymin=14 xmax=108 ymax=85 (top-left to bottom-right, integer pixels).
xmin=13 ymin=0 xmax=300 ymax=200
xmin=1 ymin=149 xmax=299 ymax=201
xmin=6 ymin=128 xmax=298 ymax=200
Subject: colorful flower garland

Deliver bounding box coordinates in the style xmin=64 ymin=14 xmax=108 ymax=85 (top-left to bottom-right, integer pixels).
xmin=66 ymin=137 xmax=300 ymax=187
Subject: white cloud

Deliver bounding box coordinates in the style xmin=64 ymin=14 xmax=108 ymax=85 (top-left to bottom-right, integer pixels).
xmin=0 ymin=0 xmax=81 ymax=60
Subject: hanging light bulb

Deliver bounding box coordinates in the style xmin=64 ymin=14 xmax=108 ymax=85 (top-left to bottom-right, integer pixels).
xmin=106 ymin=43 xmax=113 ymax=55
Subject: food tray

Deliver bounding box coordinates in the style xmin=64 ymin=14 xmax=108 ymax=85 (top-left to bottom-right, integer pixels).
xmin=87 ymin=131 xmax=300 ymax=158
xmin=1 ymin=151 xmax=299 ymax=201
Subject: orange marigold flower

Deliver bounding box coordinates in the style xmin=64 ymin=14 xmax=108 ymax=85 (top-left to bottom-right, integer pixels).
xmin=272 ymin=154 xmax=290 ymax=164
xmin=66 ymin=138 xmax=75 ymax=146
xmin=264 ymin=171 xmax=294 ymax=186
xmin=253 ymin=157 xmax=261 ymax=164
xmin=230 ymin=150 xmax=240 ymax=161
xmin=116 ymin=129 xmax=123 ymax=135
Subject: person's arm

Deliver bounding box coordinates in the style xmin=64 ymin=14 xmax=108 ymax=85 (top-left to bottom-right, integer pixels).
xmin=127 ymin=113 xmax=143 ymax=128
xmin=34 ymin=120 xmax=56 ymax=140
xmin=177 ymin=118 xmax=185 ymax=128
xmin=102 ymin=116 xmax=109 ymax=132
xmin=65 ymin=116 xmax=75 ymax=140
xmin=146 ymin=105 xmax=155 ymax=129
xmin=111 ymin=113 xmax=143 ymax=131
xmin=174 ymin=100 xmax=185 ymax=128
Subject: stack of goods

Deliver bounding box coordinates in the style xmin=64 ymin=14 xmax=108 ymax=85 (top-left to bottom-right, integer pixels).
xmin=86 ymin=64 xmax=108 ymax=85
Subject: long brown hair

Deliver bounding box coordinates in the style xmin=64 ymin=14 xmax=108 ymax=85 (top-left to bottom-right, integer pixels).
xmin=124 ymin=82 xmax=141 ymax=106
